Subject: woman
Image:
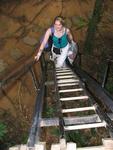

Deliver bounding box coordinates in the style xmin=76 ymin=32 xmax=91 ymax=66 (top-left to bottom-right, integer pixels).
xmin=35 ymin=16 xmax=74 ymax=68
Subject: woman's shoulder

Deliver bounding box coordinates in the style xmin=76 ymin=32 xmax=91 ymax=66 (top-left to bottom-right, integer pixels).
xmin=46 ymin=27 xmax=54 ymax=35
xmin=65 ymin=27 xmax=70 ymax=33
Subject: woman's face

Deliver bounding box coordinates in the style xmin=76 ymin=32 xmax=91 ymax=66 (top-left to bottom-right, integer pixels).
xmin=54 ymin=20 xmax=63 ymax=31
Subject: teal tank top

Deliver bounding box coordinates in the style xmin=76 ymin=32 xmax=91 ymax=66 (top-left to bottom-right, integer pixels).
xmin=52 ymin=30 xmax=68 ymax=48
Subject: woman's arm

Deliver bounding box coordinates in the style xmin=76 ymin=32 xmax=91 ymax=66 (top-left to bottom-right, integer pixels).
xmin=35 ymin=28 xmax=51 ymax=61
xmin=66 ymin=28 xmax=73 ymax=42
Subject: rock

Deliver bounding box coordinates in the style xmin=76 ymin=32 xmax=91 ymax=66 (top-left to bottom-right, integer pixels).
xmin=32 ymin=25 xmax=43 ymax=33
xmin=23 ymin=36 xmax=38 ymax=46
xmin=65 ymin=18 xmax=72 ymax=28
xmin=71 ymin=16 xmax=79 ymax=25
xmin=10 ymin=49 xmax=24 ymax=61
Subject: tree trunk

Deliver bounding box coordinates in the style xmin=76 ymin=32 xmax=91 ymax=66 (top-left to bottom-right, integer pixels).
xmin=83 ymin=0 xmax=104 ymax=54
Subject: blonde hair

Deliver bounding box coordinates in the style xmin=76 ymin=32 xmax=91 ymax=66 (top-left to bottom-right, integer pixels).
xmin=54 ymin=16 xmax=65 ymax=26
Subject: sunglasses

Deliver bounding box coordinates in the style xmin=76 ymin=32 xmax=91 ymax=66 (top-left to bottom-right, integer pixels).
xmin=58 ymin=38 xmax=61 ymax=44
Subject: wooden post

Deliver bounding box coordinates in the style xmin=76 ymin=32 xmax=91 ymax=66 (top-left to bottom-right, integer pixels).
xmin=102 ymin=138 xmax=113 ymax=150
xmin=9 ymin=146 xmax=19 ymax=150
xmin=20 ymin=145 xmax=27 ymax=150
xmin=66 ymin=142 xmax=76 ymax=150
xmin=35 ymin=142 xmax=46 ymax=150
xmin=60 ymin=138 xmax=66 ymax=150
xmin=51 ymin=144 xmax=60 ymax=150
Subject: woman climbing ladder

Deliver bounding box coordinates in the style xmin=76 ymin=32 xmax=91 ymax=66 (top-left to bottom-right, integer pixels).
xmin=35 ymin=16 xmax=75 ymax=68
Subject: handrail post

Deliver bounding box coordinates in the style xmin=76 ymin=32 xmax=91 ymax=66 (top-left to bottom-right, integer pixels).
xmin=102 ymin=59 xmax=110 ymax=88
xmin=30 ymin=67 xmax=39 ymax=90
xmin=78 ymin=52 xmax=82 ymax=67
xmin=39 ymin=53 xmax=46 ymax=74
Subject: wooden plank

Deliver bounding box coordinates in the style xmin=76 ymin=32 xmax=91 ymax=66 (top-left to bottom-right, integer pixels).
xmin=40 ymin=118 xmax=59 ymax=127
xmin=40 ymin=115 xmax=101 ymax=127
xmin=107 ymin=113 xmax=113 ymax=121
xmin=20 ymin=145 xmax=27 ymax=150
xmin=66 ymin=142 xmax=76 ymax=150
xmin=77 ymin=146 xmax=104 ymax=150
xmin=56 ymin=67 xmax=70 ymax=70
xmin=57 ymin=75 xmax=76 ymax=79
xmin=45 ymin=81 xmax=54 ymax=86
xmin=102 ymin=138 xmax=113 ymax=149
xmin=64 ymin=121 xmax=106 ymax=131
xmin=59 ymin=88 xmax=83 ymax=93
xmin=35 ymin=142 xmax=46 ymax=150
xmin=60 ymin=138 xmax=66 ymax=150
xmin=51 ymin=144 xmax=60 ymax=150
xmin=64 ymin=115 xmax=101 ymax=125
xmin=56 ymin=72 xmax=74 ymax=76
xmin=9 ymin=146 xmax=19 ymax=150
xmin=62 ymin=106 xmax=95 ymax=113
xmin=57 ymin=79 xmax=79 ymax=84
xmin=56 ymin=70 xmax=71 ymax=73
xmin=60 ymin=96 xmax=89 ymax=101
xmin=58 ymin=83 xmax=79 ymax=87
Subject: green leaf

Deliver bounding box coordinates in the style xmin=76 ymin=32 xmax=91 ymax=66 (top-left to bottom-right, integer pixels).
xmin=0 ymin=123 xmax=7 ymax=140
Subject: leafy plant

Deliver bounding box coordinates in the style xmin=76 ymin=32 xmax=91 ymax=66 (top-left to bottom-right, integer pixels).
xmin=50 ymin=128 xmax=59 ymax=137
xmin=66 ymin=131 xmax=87 ymax=147
xmin=0 ymin=123 xmax=7 ymax=140
xmin=75 ymin=17 xmax=88 ymax=30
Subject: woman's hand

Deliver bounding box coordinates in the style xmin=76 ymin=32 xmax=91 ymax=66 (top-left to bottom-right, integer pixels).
xmin=34 ymin=52 xmax=41 ymax=61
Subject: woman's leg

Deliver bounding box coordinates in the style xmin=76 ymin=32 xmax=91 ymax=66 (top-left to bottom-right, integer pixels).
xmin=56 ymin=43 xmax=69 ymax=68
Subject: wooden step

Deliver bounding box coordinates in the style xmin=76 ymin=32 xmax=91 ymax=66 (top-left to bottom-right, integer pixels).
xmin=40 ymin=115 xmax=100 ymax=127
xmin=77 ymin=146 xmax=104 ymax=150
xmin=66 ymin=142 xmax=76 ymax=150
xmin=51 ymin=144 xmax=60 ymax=150
xmin=35 ymin=142 xmax=46 ymax=150
xmin=60 ymin=96 xmax=89 ymax=101
xmin=9 ymin=146 xmax=19 ymax=150
xmin=58 ymin=83 xmax=79 ymax=87
xmin=56 ymin=70 xmax=72 ymax=73
xmin=64 ymin=121 xmax=106 ymax=131
xmin=57 ymin=79 xmax=79 ymax=84
xmin=64 ymin=115 xmax=101 ymax=125
xmin=57 ymin=75 xmax=76 ymax=79
xmin=59 ymin=88 xmax=83 ymax=93
xmin=62 ymin=106 xmax=95 ymax=113
xmin=56 ymin=66 xmax=70 ymax=70
xmin=60 ymin=138 xmax=66 ymax=150
xmin=56 ymin=72 xmax=74 ymax=76
xmin=20 ymin=145 xmax=27 ymax=150
xmin=102 ymin=138 xmax=113 ymax=149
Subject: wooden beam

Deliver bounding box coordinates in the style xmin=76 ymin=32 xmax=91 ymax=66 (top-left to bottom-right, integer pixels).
xmin=40 ymin=115 xmax=101 ymax=127
xmin=64 ymin=121 xmax=106 ymax=131
xmin=60 ymin=96 xmax=88 ymax=101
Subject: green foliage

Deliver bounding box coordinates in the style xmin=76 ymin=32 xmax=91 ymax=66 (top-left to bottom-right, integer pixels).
xmin=91 ymin=128 xmax=97 ymax=137
xmin=106 ymin=77 xmax=113 ymax=94
xmin=66 ymin=131 xmax=87 ymax=147
xmin=45 ymin=106 xmax=55 ymax=117
xmin=0 ymin=123 xmax=7 ymax=140
xmin=75 ymin=17 xmax=88 ymax=30
xmin=21 ymin=133 xmax=28 ymax=144
xmin=50 ymin=128 xmax=59 ymax=137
